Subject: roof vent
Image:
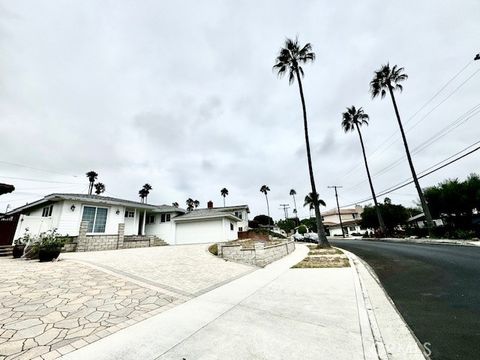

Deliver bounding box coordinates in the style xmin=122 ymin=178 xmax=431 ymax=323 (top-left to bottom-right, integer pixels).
xmin=207 ymin=201 xmax=213 ymax=209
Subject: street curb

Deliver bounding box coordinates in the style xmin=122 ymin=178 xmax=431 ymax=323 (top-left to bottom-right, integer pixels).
xmin=340 ymin=248 xmax=429 ymax=360
xmin=334 ymin=237 xmax=480 ymax=247
xmin=339 ymin=248 xmax=388 ymax=360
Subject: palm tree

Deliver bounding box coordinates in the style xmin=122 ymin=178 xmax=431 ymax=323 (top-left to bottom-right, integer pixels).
xmin=304 ymin=192 xmax=326 ymax=211
xmin=370 ymin=63 xmax=434 ymax=231
xmin=341 ymin=106 xmax=387 ymax=235
xmin=139 ymin=188 xmax=147 ymax=203
xmin=289 ymin=189 xmax=298 ymax=217
xmin=186 ymin=198 xmax=194 ymax=211
xmin=172 ymin=202 xmax=179 ymax=208
xmin=94 ymin=182 xmax=105 ymax=195
xmin=86 ymin=171 xmax=98 ymax=195
xmin=274 ymin=38 xmax=329 ymax=247
xmin=142 ymin=184 xmax=152 ymax=204
xmin=260 ymin=185 xmax=271 ymax=228
xmin=194 ymin=200 xmax=200 ymax=209
xmin=220 ymin=188 xmax=229 ymax=207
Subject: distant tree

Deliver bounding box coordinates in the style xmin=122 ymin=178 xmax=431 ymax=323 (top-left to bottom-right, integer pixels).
xmin=94 ymin=183 xmax=105 ymax=195
xmin=260 ymin=185 xmax=271 ymax=228
xmin=341 ymin=105 xmax=386 ymax=235
xmin=221 ymin=188 xmax=229 ymax=207
xmin=253 ymin=214 xmax=274 ymax=227
xmin=276 ymin=218 xmax=297 ymax=234
xmin=194 ymin=200 xmax=200 ymax=208
xmin=172 ymin=202 xmax=179 ymax=208
xmin=186 ymin=198 xmax=194 ymax=211
xmin=370 ymin=63 xmax=433 ymax=231
xmin=86 ymin=171 xmax=98 ymax=195
xmin=300 ymin=217 xmax=318 ymax=233
xmin=248 ymin=220 xmax=260 ymax=229
xmin=289 ymin=189 xmax=298 ymax=217
xmin=273 ymin=37 xmax=329 ymax=247
xmin=297 ymin=225 xmax=307 ymax=235
xmin=139 ymin=188 xmax=148 ymax=203
xmin=142 ymin=184 xmax=152 ymax=204
xmin=303 ymin=192 xmax=326 ymax=210
xmin=361 ymin=198 xmax=409 ymax=234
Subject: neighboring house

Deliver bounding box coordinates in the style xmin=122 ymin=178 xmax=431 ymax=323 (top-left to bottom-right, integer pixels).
xmin=322 ymin=205 xmax=364 ymax=236
xmin=201 ymin=202 xmax=250 ymax=232
xmin=7 ymin=193 xmax=247 ymax=248
xmin=407 ymin=213 xmax=444 ymax=228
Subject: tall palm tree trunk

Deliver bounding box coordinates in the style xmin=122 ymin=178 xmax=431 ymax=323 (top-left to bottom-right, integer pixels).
xmin=223 ymin=196 xmax=226 ymax=207
xmin=388 ymin=85 xmax=434 ymax=231
xmin=355 ymin=123 xmax=387 ymax=235
xmin=265 ymin=194 xmax=271 ymax=228
xmin=295 ymin=68 xmax=329 ymax=247
xmin=292 ymin=195 xmax=297 ymax=218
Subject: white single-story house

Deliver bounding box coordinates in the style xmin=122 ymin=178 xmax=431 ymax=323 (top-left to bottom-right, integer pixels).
xmin=8 ymin=193 xmax=246 ymax=247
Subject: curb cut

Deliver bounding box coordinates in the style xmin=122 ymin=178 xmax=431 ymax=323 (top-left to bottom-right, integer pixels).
xmin=340 ymin=248 xmax=429 ymax=360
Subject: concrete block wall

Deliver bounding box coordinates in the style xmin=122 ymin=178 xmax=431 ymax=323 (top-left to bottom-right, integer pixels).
xmin=219 ymin=240 xmax=295 ymax=267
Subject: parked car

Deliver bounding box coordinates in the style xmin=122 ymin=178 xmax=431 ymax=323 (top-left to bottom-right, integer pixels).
xmin=293 ymin=233 xmax=304 ymax=242
xmin=303 ymin=232 xmax=318 ymax=243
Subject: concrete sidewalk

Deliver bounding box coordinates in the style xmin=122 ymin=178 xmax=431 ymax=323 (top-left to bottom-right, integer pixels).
xmin=63 ymin=244 xmax=378 ymax=360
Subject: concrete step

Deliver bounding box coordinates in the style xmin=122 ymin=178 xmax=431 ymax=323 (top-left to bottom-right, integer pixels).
xmin=153 ymin=238 xmax=168 ymax=246
xmin=0 ymin=245 xmax=13 ymax=257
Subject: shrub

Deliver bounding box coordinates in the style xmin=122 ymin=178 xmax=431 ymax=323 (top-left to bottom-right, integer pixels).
xmin=297 ymin=225 xmax=307 ymax=235
xmin=208 ymin=243 xmax=218 ymax=256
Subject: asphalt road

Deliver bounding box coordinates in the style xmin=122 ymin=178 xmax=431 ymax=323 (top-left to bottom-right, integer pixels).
xmin=331 ymin=239 xmax=480 ymax=360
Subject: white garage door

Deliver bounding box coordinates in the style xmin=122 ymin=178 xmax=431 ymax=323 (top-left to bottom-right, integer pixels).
xmin=175 ymin=219 xmax=224 ymax=245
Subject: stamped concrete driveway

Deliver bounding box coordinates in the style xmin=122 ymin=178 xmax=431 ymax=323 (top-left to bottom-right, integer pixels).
xmin=61 ymin=244 xmax=254 ymax=297
xmin=0 ymin=245 xmax=254 ymax=360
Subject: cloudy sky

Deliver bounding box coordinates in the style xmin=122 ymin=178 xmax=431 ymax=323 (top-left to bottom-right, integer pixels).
xmin=1 ymin=0 xmax=479 ymax=220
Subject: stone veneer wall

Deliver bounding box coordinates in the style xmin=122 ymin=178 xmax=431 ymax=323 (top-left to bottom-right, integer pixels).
xmin=67 ymin=221 xmax=165 ymax=252
xmin=218 ymin=240 xmax=295 ymax=267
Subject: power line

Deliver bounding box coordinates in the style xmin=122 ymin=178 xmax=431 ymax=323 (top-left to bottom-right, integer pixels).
xmin=0 ymin=160 xmax=80 ymax=178
xmin=344 ymin=103 xmax=480 ymax=191
xmin=0 ymin=175 xmax=83 ymax=185
xmin=340 ymin=59 xmax=476 ymax=179
xmin=341 ymin=142 xmax=480 ymax=207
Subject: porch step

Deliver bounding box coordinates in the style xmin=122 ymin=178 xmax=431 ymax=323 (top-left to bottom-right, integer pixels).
xmin=0 ymin=245 xmax=14 ymax=257
xmin=152 ymin=238 xmax=168 ymax=246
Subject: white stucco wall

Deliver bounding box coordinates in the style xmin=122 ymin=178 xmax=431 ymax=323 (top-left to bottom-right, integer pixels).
xmin=144 ymin=213 xmax=179 ymax=244
xmin=222 ymin=218 xmax=238 ymax=241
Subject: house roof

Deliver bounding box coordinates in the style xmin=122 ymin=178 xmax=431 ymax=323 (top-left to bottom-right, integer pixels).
xmin=0 ymin=183 xmax=15 ymax=196
xmin=7 ymin=193 xmax=186 ymax=215
xmin=322 ymin=207 xmax=362 ymax=216
xmin=206 ymin=205 xmax=250 ymax=213
xmin=173 ymin=209 xmax=241 ymax=222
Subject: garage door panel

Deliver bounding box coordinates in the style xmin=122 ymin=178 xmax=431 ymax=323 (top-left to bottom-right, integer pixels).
xmin=175 ymin=219 xmax=224 ymax=244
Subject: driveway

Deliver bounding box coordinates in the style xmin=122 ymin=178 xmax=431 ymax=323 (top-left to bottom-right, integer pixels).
xmin=0 ymin=245 xmax=253 ymax=359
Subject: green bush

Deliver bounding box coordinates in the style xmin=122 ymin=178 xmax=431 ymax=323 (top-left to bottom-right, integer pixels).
xmin=298 ymin=225 xmax=307 ymax=235
xmin=208 ymin=243 xmax=218 ymax=256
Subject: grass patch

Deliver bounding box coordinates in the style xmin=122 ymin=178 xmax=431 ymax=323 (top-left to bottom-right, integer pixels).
xmin=292 ymin=247 xmax=350 ymax=268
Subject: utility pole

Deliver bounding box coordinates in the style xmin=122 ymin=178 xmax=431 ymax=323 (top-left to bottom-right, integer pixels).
xmin=328 ymin=186 xmax=345 ymax=238
xmin=279 ymin=204 xmax=290 ymax=220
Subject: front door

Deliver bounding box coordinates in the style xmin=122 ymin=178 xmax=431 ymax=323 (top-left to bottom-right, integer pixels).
xmin=0 ymin=214 xmax=19 ymax=245
xmin=138 ymin=211 xmax=144 ymax=235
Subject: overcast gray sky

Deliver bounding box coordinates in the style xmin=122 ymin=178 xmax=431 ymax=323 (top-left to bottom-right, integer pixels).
xmin=1 ymin=0 xmax=479 ymax=220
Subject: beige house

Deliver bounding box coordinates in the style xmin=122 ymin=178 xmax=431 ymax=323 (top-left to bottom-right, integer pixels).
xmin=322 ymin=205 xmax=365 ymax=237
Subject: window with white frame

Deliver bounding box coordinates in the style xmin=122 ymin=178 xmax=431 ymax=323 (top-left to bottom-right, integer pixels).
xmin=160 ymin=213 xmax=171 ymax=223
xmin=234 ymin=211 xmax=243 ymax=219
xmin=41 ymin=205 xmax=53 ymax=217
xmin=230 ymin=222 xmax=234 ymax=231
xmin=125 ymin=210 xmax=135 ymax=218
xmin=146 ymin=215 xmax=155 ymax=224
xmin=82 ymin=206 xmax=108 ymax=233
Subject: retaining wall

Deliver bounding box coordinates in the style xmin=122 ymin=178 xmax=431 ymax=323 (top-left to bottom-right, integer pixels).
xmin=218 ymin=240 xmax=295 ymax=267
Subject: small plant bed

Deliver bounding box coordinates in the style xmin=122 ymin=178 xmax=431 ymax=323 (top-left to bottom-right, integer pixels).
xmin=228 ymin=238 xmax=284 ymax=249
xmin=292 ymin=246 xmax=350 ymax=268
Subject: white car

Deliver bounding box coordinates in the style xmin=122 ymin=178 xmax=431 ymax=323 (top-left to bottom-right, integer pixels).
xmin=293 ymin=233 xmax=304 ymax=241
xmin=304 ymin=232 xmax=319 ymax=242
